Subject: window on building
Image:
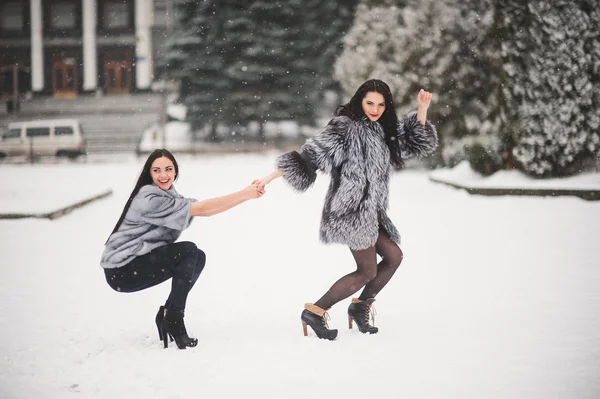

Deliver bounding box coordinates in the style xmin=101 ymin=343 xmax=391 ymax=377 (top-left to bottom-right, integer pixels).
xmin=103 ymin=2 xmax=129 ymax=29
xmin=154 ymin=0 xmax=167 ymax=27
xmin=0 ymin=2 xmax=24 ymax=31
xmin=50 ymin=2 xmax=77 ymax=30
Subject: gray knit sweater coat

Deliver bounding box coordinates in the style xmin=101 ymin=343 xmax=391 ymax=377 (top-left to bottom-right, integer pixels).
xmin=276 ymin=111 xmax=438 ymax=250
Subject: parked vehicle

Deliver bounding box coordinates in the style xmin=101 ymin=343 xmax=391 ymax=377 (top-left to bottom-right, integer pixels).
xmin=0 ymin=119 xmax=86 ymax=159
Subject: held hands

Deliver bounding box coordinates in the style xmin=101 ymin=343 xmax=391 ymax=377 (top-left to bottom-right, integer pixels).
xmin=417 ymin=89 xmax=433 ymax=109
xmin=244 ymin=180 xmax=265 ymax=199
xmin=246 ymin=169 xmax=282 ymax=199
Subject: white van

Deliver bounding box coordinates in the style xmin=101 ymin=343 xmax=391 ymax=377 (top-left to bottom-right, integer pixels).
xmin=0 ymin=119 xmax=86 ymax=158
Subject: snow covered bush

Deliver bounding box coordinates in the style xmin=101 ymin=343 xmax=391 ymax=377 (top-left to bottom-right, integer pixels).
xmin=443 ymin=135 xmax=506 ymax=175
xmin=498 ymin=0 xmax=600 ymax=177
xmin=334 ymin=0 xmax=503 ymax=141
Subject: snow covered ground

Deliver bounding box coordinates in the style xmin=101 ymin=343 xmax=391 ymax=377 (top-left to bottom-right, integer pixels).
xmin=1 ymin=154 xmax=599 ymax=399
xmin=431 ymin=161 xmax=600 ymax=190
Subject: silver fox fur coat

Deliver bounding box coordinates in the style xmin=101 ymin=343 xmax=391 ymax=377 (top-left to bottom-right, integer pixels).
xmin=276 ymin=111 xmax=438 ymax=250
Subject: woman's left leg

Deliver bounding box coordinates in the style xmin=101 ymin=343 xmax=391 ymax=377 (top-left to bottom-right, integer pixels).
xmin=346 ymin=232 xmax=403 ymax=334
xmin=358 ymin=231 xmax=403 ymax=300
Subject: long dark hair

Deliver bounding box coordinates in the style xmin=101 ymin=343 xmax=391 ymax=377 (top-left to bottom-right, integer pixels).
xmin=105 ymin=149 xmax=179 ymax=243
xmin=336 ymin=79 xmax=402 ymax=166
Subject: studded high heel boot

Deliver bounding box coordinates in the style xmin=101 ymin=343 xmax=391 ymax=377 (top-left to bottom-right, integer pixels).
xmin=348 ymin=298 xmax=378 ymax=334
xmin=160 ymin=309 xmax=198 ymax=349
xmin=301 ymin=303 xmax=338 ymax=340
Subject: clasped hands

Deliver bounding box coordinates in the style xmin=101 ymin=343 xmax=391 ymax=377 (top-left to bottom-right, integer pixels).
xmin=243 ymin=179 xmax=267 ymax=199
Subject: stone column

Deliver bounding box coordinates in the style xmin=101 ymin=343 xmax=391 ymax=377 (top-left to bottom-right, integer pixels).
xmin=82 ymin=0 xmax=98 ymax=91
xmin=30 ymin=0 xmax=44 ymax=91
xmin=134 ymin=0 xmax=153 ymax=89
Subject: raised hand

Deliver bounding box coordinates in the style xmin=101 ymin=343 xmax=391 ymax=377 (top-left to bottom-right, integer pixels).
xmin=417 ymin=89 xmax=432 ymax=109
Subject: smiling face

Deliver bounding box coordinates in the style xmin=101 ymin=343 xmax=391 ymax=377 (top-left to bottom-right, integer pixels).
xmin=361 ymin=91 xmax=386 ymax=122
xmin=150 ymin=156 xmax=176 ymax=190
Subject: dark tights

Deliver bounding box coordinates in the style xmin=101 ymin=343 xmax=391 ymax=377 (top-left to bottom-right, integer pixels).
xmin=314 ymin=232 xmax=403 ymax=310
xmin=104 ymin=241 xmax=206 ymax=312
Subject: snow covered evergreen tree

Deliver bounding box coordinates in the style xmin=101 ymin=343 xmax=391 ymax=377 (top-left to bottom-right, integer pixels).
xmin=163 ymin=0 xmax=358 ymax=141
xmin=303 ymin=0 xmax=358 ymax=95
xmin=333 ymin=0 xmax=407 ymax=102
xmin=229 ymin=0 xmax=357 ymax=135
xmin=335 ymin=0 xmax=503 ymax=141
xmin=497 ymin=0 xmax=600 ymax=176
xmin=225 ymin=1 xmax=299 ymax=138
xmin=159 ymin=0 xmax=197 ymax=81
xmin=163 ymin=0 xmax=230 ymax=140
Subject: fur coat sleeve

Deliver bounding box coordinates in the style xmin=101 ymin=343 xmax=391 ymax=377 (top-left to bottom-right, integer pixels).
xmin=129 ymin=185 xmax=194 ymax=231
xmin=395 ymin=111 xmax=438 ymax=159
xmin=275 ymin=116 xmax=353 ymax=192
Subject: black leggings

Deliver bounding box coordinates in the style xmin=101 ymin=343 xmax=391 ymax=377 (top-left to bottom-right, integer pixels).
xmin=104 ymin=241 xmax=206 ymax=312
xmin=314 ymin=232 xmax=403 ymax=310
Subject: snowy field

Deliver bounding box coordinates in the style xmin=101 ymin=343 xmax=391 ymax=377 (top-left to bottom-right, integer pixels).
xmin=431 ymin=161 xmax=600 ymax=190
xmin=1 ymin=154 xmax=599 ymax=399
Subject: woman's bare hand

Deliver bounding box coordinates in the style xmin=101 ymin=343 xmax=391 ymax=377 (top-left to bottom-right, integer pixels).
xmin=417 ymin=89 xmax=432 ymax=109
xmin=244 ymin=182 xmax=265 ymax=199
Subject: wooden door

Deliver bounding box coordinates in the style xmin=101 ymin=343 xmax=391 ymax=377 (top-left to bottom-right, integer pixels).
xmin=104 ymin=60 xmax=131 ymax=94
xmin=52 ymin=60 xmax=77 ymax=98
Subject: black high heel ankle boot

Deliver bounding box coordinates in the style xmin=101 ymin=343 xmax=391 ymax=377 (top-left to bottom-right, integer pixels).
xmin=160 ymin=309 xmax=198 ymax=349
xmin=348 ymin=298 xmax=378 ymax=334
xmin=301 ymin=303 xmax=338 ymax=340
xmin=155 ymin=306 xmax=173 ymax=342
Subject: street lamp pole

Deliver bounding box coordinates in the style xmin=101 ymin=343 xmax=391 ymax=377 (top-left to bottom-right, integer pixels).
xmin=12 ymin=64 xmax=19 ymax=115
xmin=161 ymin=0 xmax=173 ymax=149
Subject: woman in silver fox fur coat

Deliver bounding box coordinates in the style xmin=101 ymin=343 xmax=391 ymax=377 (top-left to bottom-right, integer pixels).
xmin=259 ymin=79 xmax=438 ymax=340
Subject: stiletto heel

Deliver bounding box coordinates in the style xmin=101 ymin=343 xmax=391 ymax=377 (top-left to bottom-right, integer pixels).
xmin=155 ymin=306 xmax=174 ymax=342
xmin=348 ymin=316 xmax=353 ymax=329
xmin=162 ymin=327 xmax=169 ymax=348
xmin=300 ymin=303 xmax=338 ymax=340
xmin=156 ymin=306 xmax=165 ymax=341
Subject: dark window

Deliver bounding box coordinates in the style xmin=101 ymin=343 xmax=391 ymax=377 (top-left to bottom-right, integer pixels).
xmin=66 ymin=67 xmax=74 ymax=90
xmin=50 ymin=2 xmax=76 ymax=29
xmin=108 ymin=68 xmax=116 ymax=88
xmin=120 ymin=67 xmax=127 ymax=89
xmin=26 ymin=127 xmax=50 ymax=137
xmin=54 ymin=126 xmax=74 ymax=136
xmin=56 ymin=69 xmax=64 ymax=90
xmin=0 ymin=2 xmax=23 ymax=31
xmin=154 ymin=0 xmax=167 ymax=27
xmin=104 ymin=2 xmax=129 ymax=29
xmin=2 ymin=128 xmax=21 ymax=140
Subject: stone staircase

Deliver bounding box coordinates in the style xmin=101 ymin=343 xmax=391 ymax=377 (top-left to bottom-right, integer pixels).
xmin=0 ymin=93 xmax=162 ymax=153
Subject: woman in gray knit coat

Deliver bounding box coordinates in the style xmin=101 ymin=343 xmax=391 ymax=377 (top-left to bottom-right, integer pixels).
xmin=101 ymin=149 xmax=264 ymax=349
xmin=259 ymin=79 xmax=438 ymax=340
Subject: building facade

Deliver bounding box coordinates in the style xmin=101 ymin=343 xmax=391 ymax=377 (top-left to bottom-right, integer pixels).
xmin=0 ymin=0 xmax=170 ymax=99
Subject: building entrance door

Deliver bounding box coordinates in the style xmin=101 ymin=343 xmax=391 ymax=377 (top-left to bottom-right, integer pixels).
xmin=104 ymin=52 xmax=132 ymax=95
xmin=52 ymin=57 xmax=78 ymax=98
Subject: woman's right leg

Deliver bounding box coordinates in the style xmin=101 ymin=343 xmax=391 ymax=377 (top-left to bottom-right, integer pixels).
xmin=163 ymin=242 xmax=206 ymax=312
xmin=313 ymin=246 xmax=378 ymax=310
